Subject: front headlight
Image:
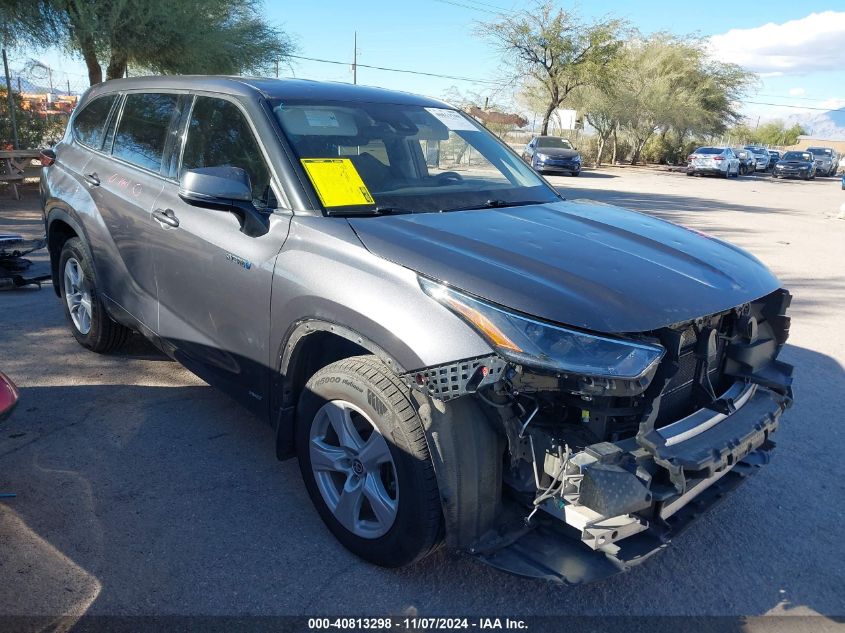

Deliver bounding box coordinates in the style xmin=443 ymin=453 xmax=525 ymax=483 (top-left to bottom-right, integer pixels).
xmin=420 ymin=278 xmax=665 ymax=379
xmin=572 ymin=155 xmax=581 ymax=162
xmin=534 ymin=153 xmax=548 ymax=162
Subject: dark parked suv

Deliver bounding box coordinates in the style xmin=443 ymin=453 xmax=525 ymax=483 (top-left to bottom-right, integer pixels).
xmin=40 ymin=76 xmax=794 ymax=584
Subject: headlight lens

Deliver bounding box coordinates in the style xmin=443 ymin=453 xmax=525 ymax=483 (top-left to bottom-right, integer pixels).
xmin=534 ymin=152 xmax=548 ymax=162
xmin=420 ymin=278 xmax=665 ymax=379
xmin=572 ymin=155 xmax=581 ymax=162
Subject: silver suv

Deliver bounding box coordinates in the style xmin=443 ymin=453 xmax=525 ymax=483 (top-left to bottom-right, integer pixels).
xmin=40 ymin=76 xmax=794 ymax=584
xmin=806 ymin=147 xmax=838 ymax=177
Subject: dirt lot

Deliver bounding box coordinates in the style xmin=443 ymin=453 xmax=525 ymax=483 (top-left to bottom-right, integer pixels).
xmin=1 ymin=169 xmax=844 ymax=628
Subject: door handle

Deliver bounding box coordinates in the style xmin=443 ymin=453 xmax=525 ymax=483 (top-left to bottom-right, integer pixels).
xmin=153 ymin=208 xmax=179 ymax=228
xmin=84 ymin=172 xmax=100 ymax=186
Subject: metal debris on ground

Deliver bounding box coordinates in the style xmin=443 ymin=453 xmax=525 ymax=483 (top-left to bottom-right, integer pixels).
xmin=0 ymin=233 xmax=51 ymax=290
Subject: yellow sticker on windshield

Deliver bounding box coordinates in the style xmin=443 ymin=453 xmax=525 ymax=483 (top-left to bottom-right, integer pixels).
xmin=300 ymin=158 xmax=374 ymax=207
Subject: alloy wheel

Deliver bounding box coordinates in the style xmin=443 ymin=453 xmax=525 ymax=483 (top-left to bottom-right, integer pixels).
xmin=64 ymin=257 xmax=93 ymax=335
xmin=309 ymin=400 xmax=399 ymax=539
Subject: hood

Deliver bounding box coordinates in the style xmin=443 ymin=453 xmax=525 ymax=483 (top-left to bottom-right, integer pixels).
xmin=536 ymin=148 xmax=579 ymax=158
xmin=348 ymin=201 xmax=780 ymax=333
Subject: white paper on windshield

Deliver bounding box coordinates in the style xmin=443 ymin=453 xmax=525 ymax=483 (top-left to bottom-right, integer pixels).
xmin=424 ymin=107 xmax=477 ymax=131
xmin=304 ymin=110 xmax=340 ymax=128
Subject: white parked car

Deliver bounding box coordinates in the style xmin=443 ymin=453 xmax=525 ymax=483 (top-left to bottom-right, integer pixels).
xmin=687 ymin=147 xmax=740 ymax=178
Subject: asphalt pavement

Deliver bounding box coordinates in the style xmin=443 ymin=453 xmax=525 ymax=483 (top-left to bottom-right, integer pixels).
xmin=1 ymin=168 xmax=843 ymax=629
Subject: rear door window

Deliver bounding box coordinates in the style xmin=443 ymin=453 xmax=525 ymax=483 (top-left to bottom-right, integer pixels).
xmin=181 ymin=96 xmax=273 ymax=208
xmin=112 ymin=93 xmax=179 ymax=173
xmin=73 ymin=95 xmax=118 ymax=149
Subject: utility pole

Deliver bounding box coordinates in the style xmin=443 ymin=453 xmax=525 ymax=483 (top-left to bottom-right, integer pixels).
xmin=275 ymin=58 xmax=279 ymax=78
xmin=352 ymin=31 xmax=357 ymax=85
xmin=2 ymin=46 xmax=19 ymax=149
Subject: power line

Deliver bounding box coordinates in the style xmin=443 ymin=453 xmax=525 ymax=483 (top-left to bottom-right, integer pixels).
xmin=431 ymin=0 xmax=514 ymax=15
xmin=756 ymin=92 xmax=843 ymax=103
xmin=744 ymin=99 xmax=842 ymax=112
xmin=288 ymin=54 xmax=506 ymax=86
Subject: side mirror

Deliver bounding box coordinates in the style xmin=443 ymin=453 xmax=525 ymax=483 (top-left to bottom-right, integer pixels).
xmin=179 ymin=167 xmax=269 ymax=237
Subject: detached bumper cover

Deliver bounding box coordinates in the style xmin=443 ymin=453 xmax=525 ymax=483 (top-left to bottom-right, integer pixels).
xmin=473 ymin=368 xmax=793 ymax=585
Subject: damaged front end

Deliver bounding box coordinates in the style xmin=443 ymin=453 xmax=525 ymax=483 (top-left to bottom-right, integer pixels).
xmin=408 ymin=282 xmax=794 ymax=584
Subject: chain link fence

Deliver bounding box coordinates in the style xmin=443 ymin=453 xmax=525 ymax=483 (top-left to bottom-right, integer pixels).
xmin=1 ymin=57 xmax=90 ymax=150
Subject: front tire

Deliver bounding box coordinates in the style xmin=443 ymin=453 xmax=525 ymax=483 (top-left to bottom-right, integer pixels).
xmin=296 ymin=355 xmax=443 ymax=567
xmin=59 ymin=238 xmax=130 ymax=353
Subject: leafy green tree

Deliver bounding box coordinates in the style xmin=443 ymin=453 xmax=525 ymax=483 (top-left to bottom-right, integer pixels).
xmin=1 ymin=0 xmax=294 ymax=86
xmin=0 ymin=89 xmax=65 ymax=147
xmin=615 ymin=34 xmax=753 ymax=164
xmin=728 ymin=120 xmax=806 ymax=147
xmin=481 ymin=1 xmax=627 ymax=135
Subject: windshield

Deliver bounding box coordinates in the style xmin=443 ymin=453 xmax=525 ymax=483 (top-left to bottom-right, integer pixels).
xmin=272 ymin=100 xmax=558 ymax=215
xmin=536 ymin=137 xmax=573 ymax=150
xmin=693 ymin=147 xmax=723 ymax=155
xmin=783 ymin=152 xmax=811 ymax=161
xmin=807 ymin=148 xmax=831 ymax=156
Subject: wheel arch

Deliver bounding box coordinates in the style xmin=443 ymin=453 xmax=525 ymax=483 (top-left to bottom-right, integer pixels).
xmin=45 ymin=207 xmax=88 ymax=297
xmin=272 ymin=319 xmax=406 ymax=459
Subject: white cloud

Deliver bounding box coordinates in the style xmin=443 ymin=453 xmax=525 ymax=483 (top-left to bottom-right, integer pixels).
xmin=709 ymin=11 xmax=845 ymax=74
xmin=818 ymin=97 xmax=845 ymax=110
xmin=788 ymin=87 xmax=805 ymax=96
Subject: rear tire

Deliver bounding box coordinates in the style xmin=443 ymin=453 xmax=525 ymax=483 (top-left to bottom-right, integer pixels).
xmin=59 ymin=238 xmax=130 ymax=353
xmin=296 ymin=355 xmax=443 ymax=567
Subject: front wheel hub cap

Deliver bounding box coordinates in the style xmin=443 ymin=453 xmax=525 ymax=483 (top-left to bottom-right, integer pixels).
xmin=309 ymin=400 xmax=399 ymax=539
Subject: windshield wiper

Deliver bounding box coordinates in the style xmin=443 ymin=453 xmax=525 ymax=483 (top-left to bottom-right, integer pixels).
xmin=441 ymin=199 xmax=546 ymax=213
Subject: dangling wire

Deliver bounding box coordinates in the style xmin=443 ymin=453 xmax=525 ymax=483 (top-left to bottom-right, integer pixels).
xmin=525 ymin=443 xmax=572 ymax=525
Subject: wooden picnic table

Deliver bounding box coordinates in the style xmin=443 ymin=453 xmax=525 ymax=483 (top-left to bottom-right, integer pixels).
xmin=1 ymin=150 xmax=42 ymax=200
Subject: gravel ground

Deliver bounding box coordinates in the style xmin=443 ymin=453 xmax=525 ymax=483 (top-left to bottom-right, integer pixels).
xmin=1 ymin=169 xmax=844 ymax=629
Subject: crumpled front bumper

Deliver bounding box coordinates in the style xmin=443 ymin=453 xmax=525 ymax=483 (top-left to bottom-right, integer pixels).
xmin=473 ymin=366 xmax=793 ymax=585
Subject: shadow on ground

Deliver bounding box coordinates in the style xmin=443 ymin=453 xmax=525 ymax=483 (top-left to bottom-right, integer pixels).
xmin=0 ymin=345 xmax=842 ymax=623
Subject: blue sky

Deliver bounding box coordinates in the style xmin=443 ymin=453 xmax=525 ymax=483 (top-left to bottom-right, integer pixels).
xmin=19 ymin=1 xmax=845 ymax=123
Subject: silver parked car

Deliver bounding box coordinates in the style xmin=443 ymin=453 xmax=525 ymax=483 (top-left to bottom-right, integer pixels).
xmin=40 ymin=76 xmax=794 ymax=584
xmin=744 ymin=146 xmax=772 ymax=172
xmin=687 ymin=146 xmax=740 ymax=177
xmin=806 ymin=147 xmax=838 ymax=177
xmin=521 ymin=136 xmax=582 ymax=176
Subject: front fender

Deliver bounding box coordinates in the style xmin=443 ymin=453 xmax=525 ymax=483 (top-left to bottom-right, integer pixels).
xmin=270 ymin=216 xmax=492 ymax=374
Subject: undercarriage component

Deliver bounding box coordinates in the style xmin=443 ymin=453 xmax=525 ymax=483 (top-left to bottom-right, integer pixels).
xmin=474 ymin=442 xmax=775 ymax=584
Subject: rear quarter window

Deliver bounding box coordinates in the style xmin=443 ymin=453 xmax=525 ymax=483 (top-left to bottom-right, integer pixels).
xmin=112 ymin=93 xmax=179 ymax=172
xmin=72 ymin=95 xmax=118 ymax=149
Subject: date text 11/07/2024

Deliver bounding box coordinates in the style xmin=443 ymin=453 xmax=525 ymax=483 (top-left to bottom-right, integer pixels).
xmin=307 ymin=618 xmax=529 ymax=630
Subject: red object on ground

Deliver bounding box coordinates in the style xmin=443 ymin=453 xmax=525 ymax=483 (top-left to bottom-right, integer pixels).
xmin=0 ymin=372 xmax=19 ymax=421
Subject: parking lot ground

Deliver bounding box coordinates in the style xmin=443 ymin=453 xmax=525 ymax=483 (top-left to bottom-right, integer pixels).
xmin=1 ymin=171 xmax=844 ymax=628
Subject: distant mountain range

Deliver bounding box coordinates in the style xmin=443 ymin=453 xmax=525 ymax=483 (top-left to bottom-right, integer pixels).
xmin=787 ymin=107 xmax=845 ymax=140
